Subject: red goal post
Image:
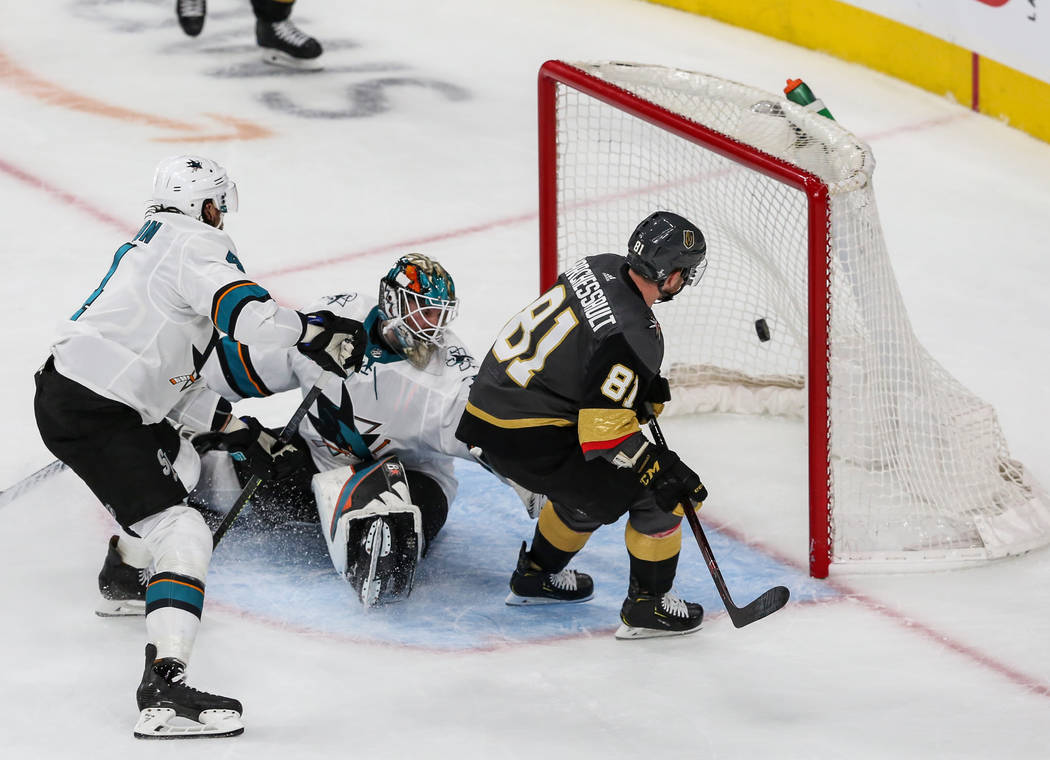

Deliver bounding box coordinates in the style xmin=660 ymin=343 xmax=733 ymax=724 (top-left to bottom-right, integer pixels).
xmin=537 ymin=60 xmax=1050 ymax=578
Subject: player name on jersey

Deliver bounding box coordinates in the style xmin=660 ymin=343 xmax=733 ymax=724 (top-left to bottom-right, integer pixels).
xmin=564 ymin=258 xmax=617 ymax=332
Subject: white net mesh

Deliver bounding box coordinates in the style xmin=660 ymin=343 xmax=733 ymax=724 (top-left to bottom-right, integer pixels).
xmin=549 ymin=61 xmax=1050 ymax=571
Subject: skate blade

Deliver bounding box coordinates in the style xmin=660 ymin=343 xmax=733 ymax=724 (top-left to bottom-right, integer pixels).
xmin=260 ymin=50 xmax=324 ymax=71
xmin=134 ymin=708 xmax=244 ymax=740
xmin=614 ymin=621 xmax=702 ymax=640
xmin=505 ymin=591 xmax=594 ymax=606
xmin=95 ymin=599 xmax=145 ymax=617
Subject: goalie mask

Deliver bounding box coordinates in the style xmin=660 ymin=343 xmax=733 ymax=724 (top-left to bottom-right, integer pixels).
xmin=378 ymin=254 xmax=459 ymax=370
xmin=151 ymin=155 xmax=239 ymax=222
xmin=626 ymin=211 xmax=707 ymax=301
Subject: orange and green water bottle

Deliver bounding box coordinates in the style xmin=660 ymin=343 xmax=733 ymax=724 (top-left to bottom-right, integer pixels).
xmin=784 ymin=78 xmax=835 ymax=121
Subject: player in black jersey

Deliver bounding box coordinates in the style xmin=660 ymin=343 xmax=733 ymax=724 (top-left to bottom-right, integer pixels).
xmin=456 ymin=211 xmax=710 ymax=639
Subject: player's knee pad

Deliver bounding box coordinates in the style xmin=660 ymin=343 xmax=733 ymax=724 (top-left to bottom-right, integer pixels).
xmin=133 ymin=504 xmax=213 ymax=580
xmin=312 ymin=456 xmax=423 ymax=606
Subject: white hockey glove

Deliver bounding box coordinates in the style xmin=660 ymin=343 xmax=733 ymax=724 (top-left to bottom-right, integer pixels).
xmin=298 ymin=310 xmax=367 ymax=378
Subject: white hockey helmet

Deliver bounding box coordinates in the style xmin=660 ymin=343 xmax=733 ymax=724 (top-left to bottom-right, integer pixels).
xmin=151 ymin=155 xmax=239 ymax=220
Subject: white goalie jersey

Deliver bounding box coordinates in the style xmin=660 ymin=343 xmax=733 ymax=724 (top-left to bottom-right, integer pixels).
xmin=50 ymin=211 xmax=306 ymax=428
xmin=200 ymin=291 xmax=478 ymax=504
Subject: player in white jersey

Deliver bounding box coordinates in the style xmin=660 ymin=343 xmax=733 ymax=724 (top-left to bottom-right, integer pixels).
xmin=189 ymin=254 xmax=511 ymax=606
xmin=33 ymin=155 xmax=366 ymax=739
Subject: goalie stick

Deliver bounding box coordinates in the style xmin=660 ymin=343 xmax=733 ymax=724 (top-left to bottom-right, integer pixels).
xmin=646 ymin=413 xmax=790 ymax=628
xmin=211 ymin=383 xmax=325 ymax=547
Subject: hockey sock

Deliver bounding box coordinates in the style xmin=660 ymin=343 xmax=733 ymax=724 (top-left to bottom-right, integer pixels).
xmin=528 ymin=502 xmax=593 ymax=572
xmin=625 ymin=522 xmax=681 ymax=595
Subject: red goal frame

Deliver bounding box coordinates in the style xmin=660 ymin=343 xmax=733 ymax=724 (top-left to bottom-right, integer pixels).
xmin=536 ymin=60 xmax=835 ymax=578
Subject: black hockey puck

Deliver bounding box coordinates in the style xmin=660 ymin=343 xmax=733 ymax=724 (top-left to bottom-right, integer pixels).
xmin=755 ymin=318 xmax=770 ymax=342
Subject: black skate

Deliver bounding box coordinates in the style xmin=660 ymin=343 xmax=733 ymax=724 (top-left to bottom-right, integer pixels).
xmin=615 ymin=580 xmax=703 ymax=640
xmin=256 ymin=19 xmax=323 ymax=70
xmin=96 ymin=535 xmax=149 ymax=617
xmin=175 ymin=0 xmax=206 ymax=37
xmin=345 ymin=514 xmax=419 ymax=607
xmin=505 ymin=542 xmax=594 ymax=605
xmin=134 ymin=644 xmax=243 ymax=739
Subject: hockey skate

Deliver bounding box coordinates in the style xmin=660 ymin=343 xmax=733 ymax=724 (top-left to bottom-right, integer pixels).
xmin=505 ymin=542 xmax=594 ymax=605
xmin=615 ymin=579 xmax=703 ymax=639
xmin=96 ymin=535 xmax=149 ymax=617
xmin=175 ymin=0 xmax=206 ymax=37
xmin=134 ymin=644 xmax=243 ymax=739
xmin=256 ymin=19 xmax=323 ymax=70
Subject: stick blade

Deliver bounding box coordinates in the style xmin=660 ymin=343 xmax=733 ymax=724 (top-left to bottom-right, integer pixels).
xmin=727 ymin=585 xmax=790 ymax=628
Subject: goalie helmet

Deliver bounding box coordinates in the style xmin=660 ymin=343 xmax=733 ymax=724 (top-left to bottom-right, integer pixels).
xmin=626 ymin=211 xmax=707 ymax=299
xmin=151 ymin=155 xmax=239 ymax=221
xmin=378 ymin=254 xmax=459 ymax=369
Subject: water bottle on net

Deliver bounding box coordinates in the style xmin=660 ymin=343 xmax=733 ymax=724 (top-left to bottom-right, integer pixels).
xmin=784 ymin=78 xmax=835 ymax=120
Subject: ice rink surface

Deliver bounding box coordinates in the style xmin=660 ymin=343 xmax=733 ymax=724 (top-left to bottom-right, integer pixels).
xmin=2 ymin=1 xmax=1050 ymax=757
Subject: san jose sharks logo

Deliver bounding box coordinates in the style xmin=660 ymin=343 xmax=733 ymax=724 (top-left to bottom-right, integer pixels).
xmin=307 ymin=384 xmax=384 ymax=459
xmin=186 ymin=159 xmax=203 ymax=171
xmin=323 ymin=293 xmax=358 ymax=308
xmin=168 ymin=336 xmax=216 ymax=391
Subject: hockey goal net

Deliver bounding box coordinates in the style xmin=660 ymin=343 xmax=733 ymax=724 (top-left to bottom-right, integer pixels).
xmin=538 ymin=60 xmax=1050 ymax=577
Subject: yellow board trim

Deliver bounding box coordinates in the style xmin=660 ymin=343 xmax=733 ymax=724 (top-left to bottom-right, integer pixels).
xmin=538 ymin=502 xmax=592 ymax=552
xmin=643 ymin=0 xmax=1050 ymax=144
xmin=465 ymin=401 xmax=574 ymax=429
xmin=625 ymin=521 xmax=682 ymax=562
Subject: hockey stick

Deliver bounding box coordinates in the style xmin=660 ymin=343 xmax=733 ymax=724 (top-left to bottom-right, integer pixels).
xmin=211 ymin=383 xmax=325 ymax=547
xmin=647 ymin=414 xmax=790 ymax=628
xmin=0 ymin=459 xmax=68 ymax=510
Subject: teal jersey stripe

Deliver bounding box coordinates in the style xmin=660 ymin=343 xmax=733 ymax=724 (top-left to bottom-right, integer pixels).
xmin=218 ymin=336 xmax=270 ymax=398
xmin=214 ymin=282 xmax=270 ymax=334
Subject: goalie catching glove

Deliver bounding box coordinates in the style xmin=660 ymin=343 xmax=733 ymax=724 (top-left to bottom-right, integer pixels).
xmin=192 ymin=415 xmax=304 ymax=481
xmin=631 ymin=441 xmax=707 ymax=513
xmin=298 ymin=310 xmax=367 ymax=378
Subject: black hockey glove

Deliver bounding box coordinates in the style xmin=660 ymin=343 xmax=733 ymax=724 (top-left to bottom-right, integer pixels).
xmin=638 ymin=375 xmax=671 ymax=423
xmin=298 ymin=310 xmax=367 ymax=378
xmin=633 ymin=443 xmax=708 ymax=513
xmin=193 ymin=416 xmax=304 ymax=481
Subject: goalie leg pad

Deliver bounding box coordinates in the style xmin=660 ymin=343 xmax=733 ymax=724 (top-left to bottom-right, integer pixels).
xmin=312 ymin=456 xmax=423 ymax=605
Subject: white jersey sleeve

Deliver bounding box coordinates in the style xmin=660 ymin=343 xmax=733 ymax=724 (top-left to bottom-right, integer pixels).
xmin=179 ymin=233 xmax=304 ymax=348
xmin=50 ymin=212 xmax=306 ymax=425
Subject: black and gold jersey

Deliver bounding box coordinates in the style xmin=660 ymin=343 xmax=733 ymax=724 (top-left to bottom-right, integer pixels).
xmin=459 ymin=253 xmax=663 ymax=460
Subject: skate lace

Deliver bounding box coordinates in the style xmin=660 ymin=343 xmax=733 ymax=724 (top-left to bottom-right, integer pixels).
xmin=178 ymin=0 xmax=205 ymax=16
xmin=547 ymin=569 xmax=579 ymax=591
xmin=272 ymin=20 xmax=311 ymax=46
xmin=660 ymin=592 xmax=689 ymax=618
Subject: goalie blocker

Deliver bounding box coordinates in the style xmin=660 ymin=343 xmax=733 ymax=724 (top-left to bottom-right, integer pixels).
xmin=312 ymin=455 xmax=424 ymax=607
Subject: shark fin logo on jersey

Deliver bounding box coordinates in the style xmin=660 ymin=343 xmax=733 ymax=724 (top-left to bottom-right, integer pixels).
xmin=445 ymin=345 xmax=476 ymax=371
xmin=307 ymin=384 xmax=382 ymax=459
xmin=324 ymin=293 xmax=358 ymax=308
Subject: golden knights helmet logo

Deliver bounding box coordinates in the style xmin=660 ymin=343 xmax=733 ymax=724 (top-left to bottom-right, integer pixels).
xmin=683 ymin=229 xmax=695 ymax=249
